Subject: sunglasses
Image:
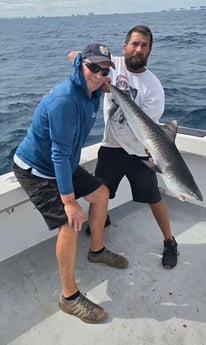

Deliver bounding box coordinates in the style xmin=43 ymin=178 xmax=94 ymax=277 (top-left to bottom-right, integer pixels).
xmin=83 ymin=61 xmax=110 ymax=77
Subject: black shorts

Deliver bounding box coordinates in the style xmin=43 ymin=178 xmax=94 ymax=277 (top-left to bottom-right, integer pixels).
xmin=13 ymin=163 xmax=103 ymax=230
xmin=95 ymin=146 xmax=161 ymax=204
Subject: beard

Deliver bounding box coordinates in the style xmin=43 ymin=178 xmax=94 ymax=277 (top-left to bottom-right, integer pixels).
xmin=124 ymin=53 xmax=149 ymax=71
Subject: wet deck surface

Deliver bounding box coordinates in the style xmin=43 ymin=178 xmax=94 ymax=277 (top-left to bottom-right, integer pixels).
xmin=1 ymin=195 xmax=206 ymax=345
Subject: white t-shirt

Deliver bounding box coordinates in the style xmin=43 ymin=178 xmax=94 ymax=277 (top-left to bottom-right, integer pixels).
xmin=101 ymin=55 xmax=165 ymax=156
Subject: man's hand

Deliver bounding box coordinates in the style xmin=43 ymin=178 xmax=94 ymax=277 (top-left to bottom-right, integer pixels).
xmin=64 ymin=200 xmax=84 ymax=232
xmin=61 ymin=193 xmax=84 ymax=232
xmin=67 ymin=51 xmax=80 ymax=63
xmin=145 ymin=148 xmax=153 ymax=160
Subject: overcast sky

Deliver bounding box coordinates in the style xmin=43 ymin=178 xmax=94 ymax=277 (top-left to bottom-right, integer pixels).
xmin=1 ymin=0 xmax=205 ymax=18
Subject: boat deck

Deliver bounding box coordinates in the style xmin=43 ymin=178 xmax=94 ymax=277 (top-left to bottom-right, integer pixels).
xmin=1 ymin=195 xmax=206 ymax=345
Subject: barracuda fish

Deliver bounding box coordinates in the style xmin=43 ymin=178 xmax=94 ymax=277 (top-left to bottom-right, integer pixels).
xmin=109 ymin=84 xmax=203 ymax=202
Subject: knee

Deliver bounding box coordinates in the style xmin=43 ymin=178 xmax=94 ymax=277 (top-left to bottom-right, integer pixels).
xmin=88 ymin=184 xmax=109 ymax=204
xmin=98 ymin=184 xmax=110 ymax=201
xmin=58 ymin=223 xmax=78 ymax=240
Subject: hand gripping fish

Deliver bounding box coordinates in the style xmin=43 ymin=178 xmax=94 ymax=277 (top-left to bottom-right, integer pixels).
xmin=109 ymin=84 xmax=203 ymax=202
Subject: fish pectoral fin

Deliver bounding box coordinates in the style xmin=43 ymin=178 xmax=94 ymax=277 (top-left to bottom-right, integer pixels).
xmin=141 ymin=159 xmax=162 ymax=173
xmin=160 ymin=120 xmax=178 ymax=142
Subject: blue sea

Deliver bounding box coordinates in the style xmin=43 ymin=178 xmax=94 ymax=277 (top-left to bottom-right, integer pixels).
xmin=0 ymin=10 xmax=206 ymax=176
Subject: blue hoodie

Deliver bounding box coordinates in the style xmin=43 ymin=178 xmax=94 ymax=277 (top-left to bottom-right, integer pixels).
xmin=15 ymin=53 xmax=101 ymax=195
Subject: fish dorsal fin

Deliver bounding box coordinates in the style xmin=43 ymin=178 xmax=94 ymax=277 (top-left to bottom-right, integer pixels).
xmin=160 ymin=120 xmax=178 ymax=142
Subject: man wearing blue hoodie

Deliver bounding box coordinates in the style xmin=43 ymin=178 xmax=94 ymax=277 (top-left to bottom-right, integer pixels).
xmin=13 ymin=43 xmax=128 ymax=324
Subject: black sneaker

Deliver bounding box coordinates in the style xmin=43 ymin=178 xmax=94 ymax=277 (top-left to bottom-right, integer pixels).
xmin=162 ymin=236 xmax=179 ymax=269
xmin=85 ymin=214 xmax=111 ymax=235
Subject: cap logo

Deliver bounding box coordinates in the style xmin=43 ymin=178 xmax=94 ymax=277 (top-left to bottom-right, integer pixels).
xmin=99 ymin=45 xmax=110 ymax=56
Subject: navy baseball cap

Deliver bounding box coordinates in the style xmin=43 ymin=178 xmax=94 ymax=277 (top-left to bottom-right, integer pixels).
xmin=81 ymin=43 xmax=115 ymax=69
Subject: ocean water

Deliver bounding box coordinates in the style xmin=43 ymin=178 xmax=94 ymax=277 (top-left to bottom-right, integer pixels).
xmin=0 ymin=10 xmax=206 ymax=175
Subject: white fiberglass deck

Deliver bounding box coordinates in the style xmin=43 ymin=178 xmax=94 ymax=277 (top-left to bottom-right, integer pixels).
xmin=1 ymin=195 xmax=206 ymax=345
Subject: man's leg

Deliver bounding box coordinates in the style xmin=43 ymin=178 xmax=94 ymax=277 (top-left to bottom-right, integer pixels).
xmin=124 ymin=154 xmax=179 ymax=270
xmin=85 ymin=147 xmax=126 ymax=235
xmin=149 ymin=199 xmax=172 ymax=240
xmin=56 ymin=223 xmax=78 ymax=297
xmin=85 ymin=214 xmax=111 ymax=235
xmin=55 ymin=184 xmax=108 ymax=323
xmin=86 ymin=184 xmax=109 ymax=251
xmin=149 ymin=200 xmax=179 ymax=269
xmin=56 ymin=221 xmax=108 ymax=323
xmin=85 ymin=178 xmax=111 ymax=236
xmin=84 ymin=184 xmax=129 ymax=269
xmin=13 ymin=164 xmax=107 ymax=323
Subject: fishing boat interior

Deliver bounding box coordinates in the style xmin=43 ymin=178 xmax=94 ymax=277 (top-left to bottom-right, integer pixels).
xmin=1 ymin=126 xmax=206 ymax=345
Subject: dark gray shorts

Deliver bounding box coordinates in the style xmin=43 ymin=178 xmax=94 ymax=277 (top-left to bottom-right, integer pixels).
xmin=13 ymin=163 xmax=102 ymax=230
xmin=95 ymin=146 xmax=161 ymax=204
